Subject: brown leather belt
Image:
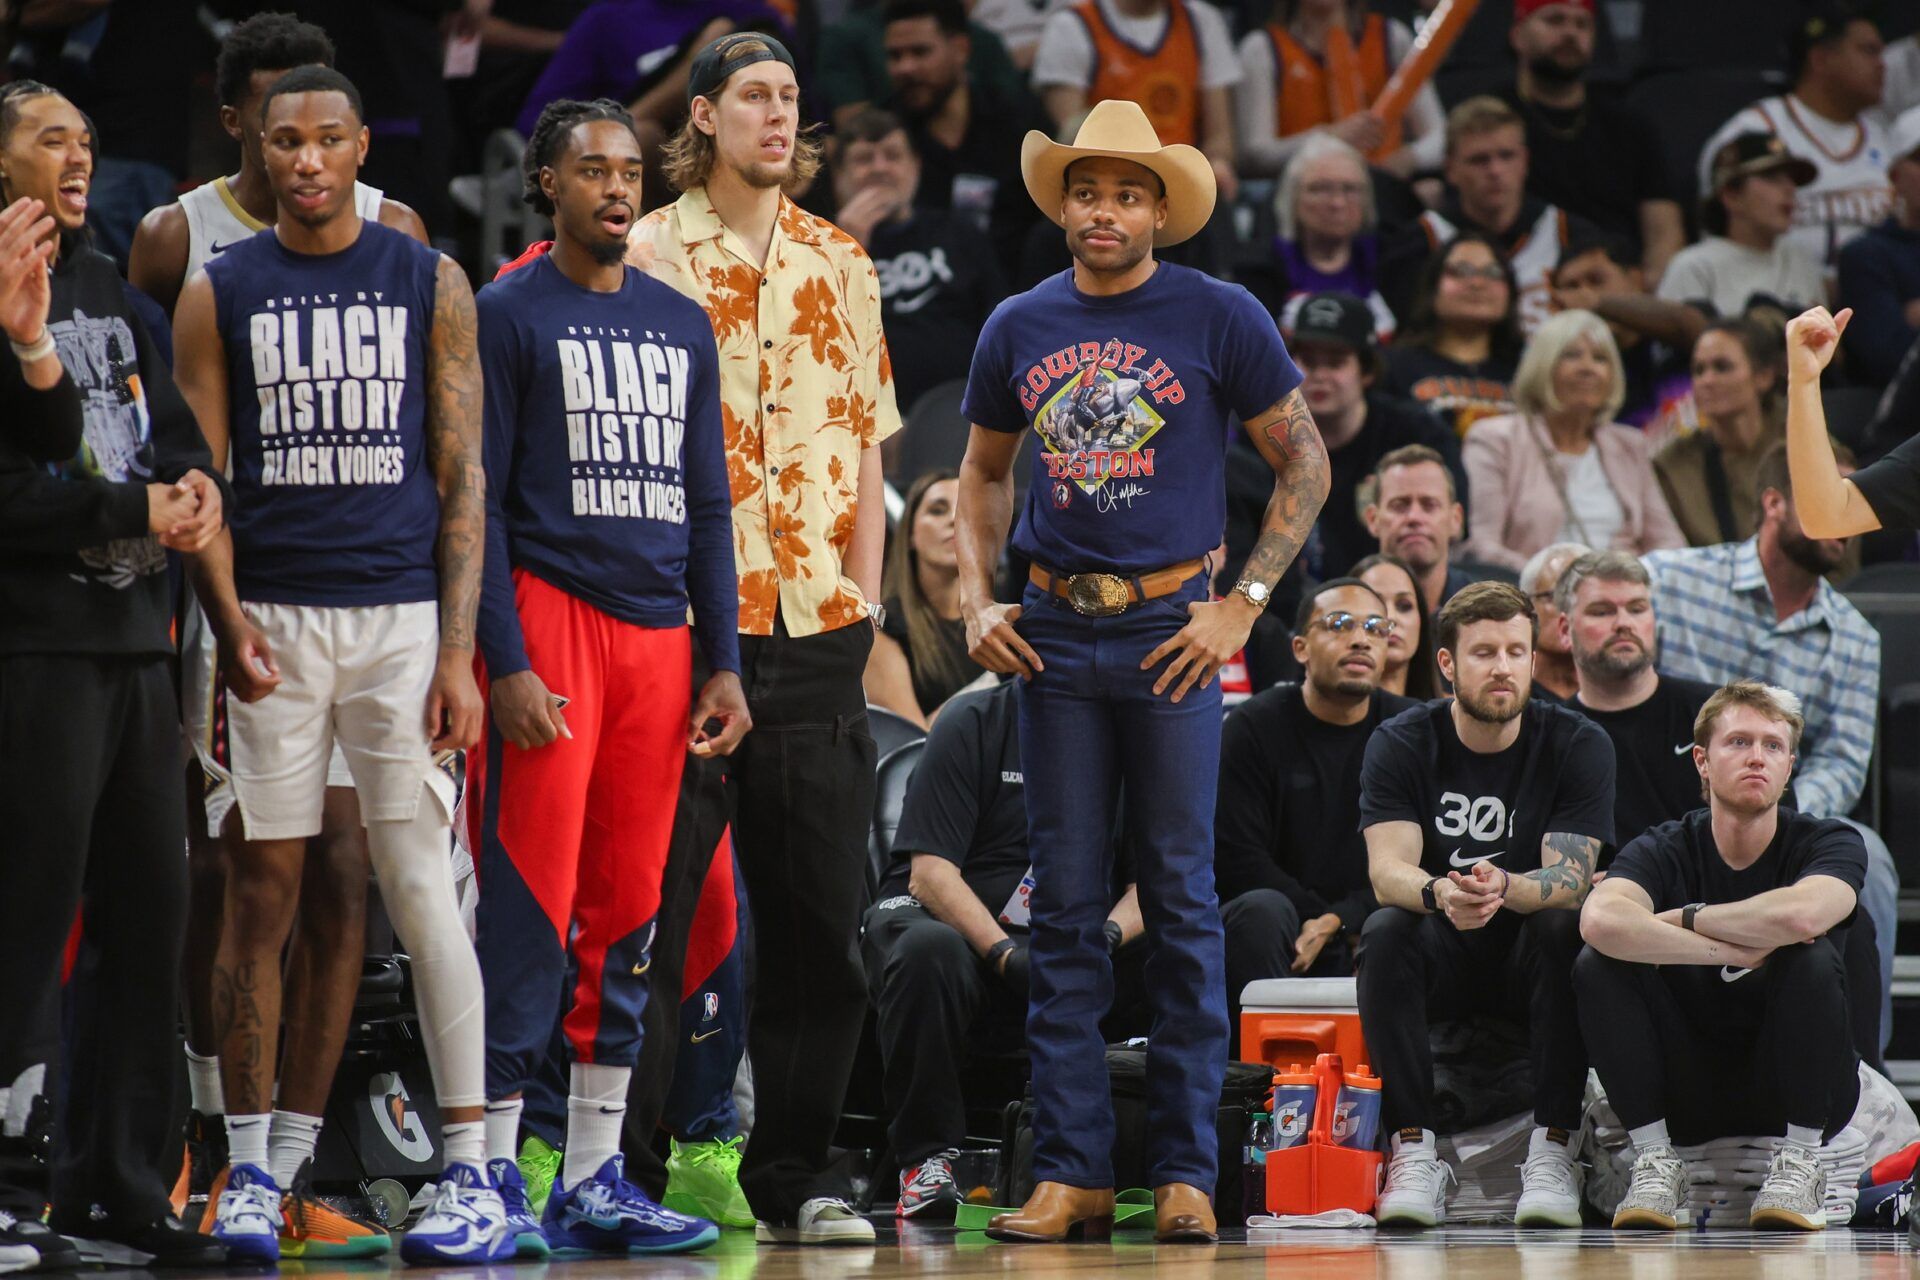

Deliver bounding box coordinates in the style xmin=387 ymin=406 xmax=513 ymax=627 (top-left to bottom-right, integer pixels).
xmin=1028 ymin=558 xmax=1206 ymax=618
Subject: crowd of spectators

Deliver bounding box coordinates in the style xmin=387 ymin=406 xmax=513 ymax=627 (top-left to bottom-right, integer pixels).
xmin=20 ymin=0 xmax=1920 ymax=1224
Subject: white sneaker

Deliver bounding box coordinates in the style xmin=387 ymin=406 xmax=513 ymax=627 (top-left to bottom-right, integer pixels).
xmin=400 ymin=1163 xmax=514 ymax=1264
xmin=1514 ymin=1128 xmax=1584 ymax=1228
xmin=1376 ymin=1131 xmax=1452 ymax=1229
xmin=211 ymin=1163 xmax=282 ymax=1264
xmin=1611 ymin=1145 xmax=1688 ymax=1230
xmin=1750 ymin=1144 xmax=1827 ymax=1231
xmin=754 ymin=1197 xmax=877 ymax=1245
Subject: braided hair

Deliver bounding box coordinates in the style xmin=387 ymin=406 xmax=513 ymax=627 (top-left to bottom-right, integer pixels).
xmin=522 ymin=99 xmax=644 ymax=217
xmin=0 ymin=80 xmax=62 ymax=149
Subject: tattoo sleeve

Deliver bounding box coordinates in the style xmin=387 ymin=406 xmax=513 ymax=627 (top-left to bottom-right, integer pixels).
xmin=1521 ymin=832 xmax=1600 ymax=909
xmin=426 ymin=255 xmax=485 ymax=653
xmin=1239 ymin=387 xmax=1331 ymax=588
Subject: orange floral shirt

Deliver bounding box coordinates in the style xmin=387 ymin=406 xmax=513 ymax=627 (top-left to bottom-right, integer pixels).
xmin=628 ymin=189 xmax=902 ymax=637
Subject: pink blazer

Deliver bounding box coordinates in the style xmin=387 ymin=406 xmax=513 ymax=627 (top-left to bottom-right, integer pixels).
xmin=1461 ymin=413 xmax=1684 ymax=571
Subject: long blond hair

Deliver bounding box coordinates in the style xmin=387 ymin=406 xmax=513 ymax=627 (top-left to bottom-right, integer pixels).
xmin=661 ymin=37 xmax=824 ymax=194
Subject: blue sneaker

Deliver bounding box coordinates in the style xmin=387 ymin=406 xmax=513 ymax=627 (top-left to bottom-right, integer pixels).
xmin=487 ymin=1158 xmax=551 ymax=1258
xmin=399 ymin=1164 xmax=512 ymax=1265
xmin=211 ymin=1163 xmax=282 ymax=1264
xmin=541 ymin=1155 xmax=717 ymax=1255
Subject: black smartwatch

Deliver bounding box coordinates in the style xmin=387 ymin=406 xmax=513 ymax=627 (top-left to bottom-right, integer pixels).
xmin=985 ymin=937 xmax=1018 ymax=970
xmin=1103 ymin=919 xmax=1124 ymax=954
xmin=1681 ymin=902 xmax=1706 ymax=932
xmin=1421 ymin=876 xmax=1442 ymax=913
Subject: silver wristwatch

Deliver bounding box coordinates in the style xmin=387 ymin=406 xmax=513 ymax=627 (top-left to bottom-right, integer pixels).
xmin=1231 ymin=579 xmax=1272 ymax=611
xmin=868 ymin=601 xmax=888 ymax=629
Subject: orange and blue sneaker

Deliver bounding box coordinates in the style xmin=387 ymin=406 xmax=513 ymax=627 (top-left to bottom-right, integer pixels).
xmin=279 ymin=1161 xmax=391 ymax=1259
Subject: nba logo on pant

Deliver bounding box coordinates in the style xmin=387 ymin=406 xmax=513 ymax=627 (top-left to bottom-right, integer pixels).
xmin=704 ymin=992 xmax=720 ymax=1022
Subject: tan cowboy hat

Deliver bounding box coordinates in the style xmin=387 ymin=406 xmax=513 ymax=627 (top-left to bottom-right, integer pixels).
xmin=1020 ymin=99 xmax=1217 ymax=247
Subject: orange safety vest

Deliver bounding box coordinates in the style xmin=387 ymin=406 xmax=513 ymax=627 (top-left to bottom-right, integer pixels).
xmin=1266 ymin=14 xmax=1401 ymax=161
xmin=1073 ymin=0 xmax=1201 ymax=147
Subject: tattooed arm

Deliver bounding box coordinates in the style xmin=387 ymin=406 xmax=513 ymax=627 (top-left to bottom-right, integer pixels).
xmin=1140 ymin=386 xmax=1330 ymax=702
xmin=425 ymin=254 xmax=486 ymax=752
xmin=1500 ymin=832 xmax=1602 ymax=913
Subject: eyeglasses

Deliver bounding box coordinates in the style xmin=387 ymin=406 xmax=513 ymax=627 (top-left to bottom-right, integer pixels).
xmin=1441 ymin=261 xmax=1508 ymax=283
xmin=1312 ymin=611 xmax=1397 ymax=637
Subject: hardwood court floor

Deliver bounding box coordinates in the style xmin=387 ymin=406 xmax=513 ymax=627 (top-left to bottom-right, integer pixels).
xmin=132 ymin=1223 xmax=1920 ymax=1280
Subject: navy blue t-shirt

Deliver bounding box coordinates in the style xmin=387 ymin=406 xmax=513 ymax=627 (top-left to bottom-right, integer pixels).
xmin=208 ymin=221 xmax=441 ymax=606
xmin=475 ymin=254 xmax=739 ymax=676
xmin=961 ymin=262 xmax=1302 ymax=574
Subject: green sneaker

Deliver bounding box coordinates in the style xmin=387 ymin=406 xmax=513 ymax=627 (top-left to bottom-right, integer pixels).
xmin=517 ymin=1133 xmax=561 ymax=1218
xmin=663 ymin=1136 xmax=755 ymax=1229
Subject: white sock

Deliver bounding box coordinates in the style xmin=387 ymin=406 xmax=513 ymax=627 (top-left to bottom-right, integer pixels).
xmin=443 ymin=1120 xmax=486 ymax=1169
xmin=268 ymin=1110 xmax=324 ymax=1190
xmin=563 ymin=1063 xmax=631 ymax=1190
xmin=4 ymin=1065 xmax=43 ymax=1137
xmin=1784 ymin=1124 xmax=1822 ymax=1152
xmin=186 ymin=1048 xmax=225 ymax=1117
xmin=226 ymin=1113 xmax=272 ymax=1172
xmin=485 ymin=1099 xmax=524 ymax=1164
xmin=1629 ymin=1120 xmax=1672 ymax=1154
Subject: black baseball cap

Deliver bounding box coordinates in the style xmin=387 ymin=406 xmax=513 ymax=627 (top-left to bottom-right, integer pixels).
xmin=1291 ymin=291 xmax=1378 ymax=357
xmin=686 ymin=31 xmax=798 ymax=107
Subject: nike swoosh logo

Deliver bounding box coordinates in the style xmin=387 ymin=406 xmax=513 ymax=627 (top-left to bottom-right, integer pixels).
xmin=1674 ymin=743 xmax=1694 ymax=755
xmin=690 ymin=1028 xmax=723 ymax=1044
xmin=1448 ymin=848 xmax=1503 ymax=868
xmin=1720 ymin=966 xmax=1753 ymax=982
xmin=631 ymin=959 xmax=650 ymax=976
xmin=209 ymin=240 xmax=242 ymax=255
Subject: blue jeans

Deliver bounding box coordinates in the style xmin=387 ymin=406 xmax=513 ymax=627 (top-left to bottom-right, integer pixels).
xmin=1015 ymin=576 xmax=1227 ymax=1190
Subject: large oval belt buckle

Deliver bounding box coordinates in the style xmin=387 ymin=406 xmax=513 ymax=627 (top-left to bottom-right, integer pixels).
xmin=1067 ymin=573 xmax=1130 ymax=617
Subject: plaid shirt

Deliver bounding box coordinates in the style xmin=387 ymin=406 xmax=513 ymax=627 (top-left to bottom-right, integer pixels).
xmin=1643 ymin=538 xmax=1880 ymax=818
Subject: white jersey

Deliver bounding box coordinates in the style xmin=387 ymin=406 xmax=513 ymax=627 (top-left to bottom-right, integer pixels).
xmin=180 ymin=175 xmax=386 ymax=279
xmin=1418 ymin=204 xmax=1567 ymax=336
xmin=1696 ymin=95 xmax=1894 ymax=274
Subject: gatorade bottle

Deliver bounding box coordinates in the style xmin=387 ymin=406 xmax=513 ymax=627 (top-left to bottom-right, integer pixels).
xmin=1332 ymin=1068 xmax=1383 ymax=1150
xmin=1244 ymin=1111 xmax=1273 ymax=1216
xmin=1271 ymin=1066 xmax=1317 ymax=1151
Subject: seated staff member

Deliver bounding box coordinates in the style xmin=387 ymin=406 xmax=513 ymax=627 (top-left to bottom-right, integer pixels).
xmin=863 ymin=680 xmax=1142 ymax=1221
xmin=1357 ymin=581 xmax=1614 ymax=1231
xmin=1786 ymin=305 xmax=1920 ymax=534
xmin=1577 ymin=681 xmax=1866 ymax=1233
xmin=1215 ymin=578 xmax=1417 ymax=1015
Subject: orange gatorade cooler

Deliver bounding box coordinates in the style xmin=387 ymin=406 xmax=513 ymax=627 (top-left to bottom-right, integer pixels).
xmin=1237 ymin=977 xmax=1369 ymax=1074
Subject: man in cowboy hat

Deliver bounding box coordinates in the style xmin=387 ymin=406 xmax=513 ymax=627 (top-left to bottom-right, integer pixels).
xmin=954 ymin=98 xmax=1329 ymax=1245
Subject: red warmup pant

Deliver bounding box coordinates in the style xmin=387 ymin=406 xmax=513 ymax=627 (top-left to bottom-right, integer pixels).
xmin=470 ymin=570 xmax=692 ymax=1092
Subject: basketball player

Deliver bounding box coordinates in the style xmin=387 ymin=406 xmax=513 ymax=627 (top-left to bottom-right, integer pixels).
xmin=173 ymin=66 xmax=507 ymax=1264
xmin=1785 ymin=304 xmax=1920 ymax=538
xmin=128 ymin=17 xmax=427 ymax=1244
xmin=0 ymin=83 xmax=227 ymax=1270
xmin=1579 ymin=681 xmax=1866 ymax=1231
xmin=958 ymin=99 xmax=1325 ymax=1245
xmin=628 ymin=32 xmax=901 ymax=1245
xmin=468 ymin=97 xmax=744 ymax=1257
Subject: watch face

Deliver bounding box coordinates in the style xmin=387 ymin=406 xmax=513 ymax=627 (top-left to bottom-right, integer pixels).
xmin=1244 ymin=581 xmax=1270 ymax=604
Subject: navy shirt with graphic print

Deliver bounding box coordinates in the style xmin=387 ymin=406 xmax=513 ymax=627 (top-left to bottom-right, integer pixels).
xmin=961 ymin=261 xmax=1302 ymax=575
xmin=1358 ymin=698 xmax=1616 ymax=878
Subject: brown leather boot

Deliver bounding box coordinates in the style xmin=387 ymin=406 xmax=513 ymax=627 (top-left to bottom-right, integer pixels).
xmin=1154 ymin=1182 xmax=1218 ymax=1243
xmin=985 ymin=1182 xmax=1116 ymax=1243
